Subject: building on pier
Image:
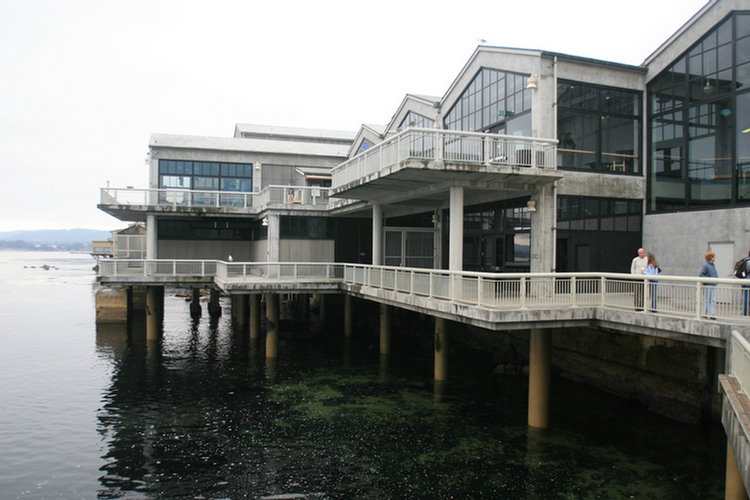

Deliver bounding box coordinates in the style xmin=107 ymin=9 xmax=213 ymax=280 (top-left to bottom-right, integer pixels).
xmin=98 ymin=0 xmax=750 ymax=278
xmin=95 ymin=1 xmax=750 ymax=494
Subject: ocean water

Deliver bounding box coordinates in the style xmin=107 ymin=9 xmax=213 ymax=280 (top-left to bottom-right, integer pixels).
xmin=0 ymin=250 xmax=726 ymax=499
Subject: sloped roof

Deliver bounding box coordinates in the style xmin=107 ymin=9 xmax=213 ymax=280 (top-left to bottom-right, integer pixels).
xmin=233 ymin=123 xmax=356 ymax=142
xmin=150 ymin=133 xmax=350 ymax=158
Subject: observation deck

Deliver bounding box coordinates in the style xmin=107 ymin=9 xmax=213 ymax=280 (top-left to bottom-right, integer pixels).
xmin=98 ymin=184 xmax=336 ymax=222
xmin=331 ymin=128 xmax=560 ymax=205
xmin=98 ymin=259 xmax=750 ymax=345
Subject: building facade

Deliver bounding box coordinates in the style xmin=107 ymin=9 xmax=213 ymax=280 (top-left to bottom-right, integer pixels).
xmin=98 ymin=0 xmax=750 ymax=278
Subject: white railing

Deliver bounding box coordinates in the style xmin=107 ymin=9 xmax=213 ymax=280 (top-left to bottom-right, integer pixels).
xmin=98 ymin=259 xmax=217 ymax=277
xmin=99 ymin=185 xmax=333 ymax=211
xmin=255 ymin=185 xmax=331 ymax=208
xmin=99 ymin=187 xmax=255 ymax=209
xmin=98 ymin=260 xmax=750 ymax=323
xmin=730 ymin=330 xmax=750 ymax=397
xmin=215 ymin=261 xmax=344 ymax=281
xmin=332 ymin=128 xmax=558 ymax=189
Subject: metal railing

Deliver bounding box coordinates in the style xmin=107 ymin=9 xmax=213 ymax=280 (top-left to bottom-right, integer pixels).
xmin=99 ymin=185 xmax=334 ymax=211
xmin=98 ymin=260 xmax=750 ymax=323
xmin=332 ymin=128 xmax=558 ymax=189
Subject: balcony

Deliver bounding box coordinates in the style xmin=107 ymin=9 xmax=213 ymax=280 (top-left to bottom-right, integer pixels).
xmin=331 ymin=128 xmax=560 ymax=202
xmin=98 ymin=185 xmax=337 ymax=221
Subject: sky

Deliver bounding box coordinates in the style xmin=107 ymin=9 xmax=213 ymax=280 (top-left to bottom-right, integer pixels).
xmin=0 ymin=0 xmax=710 ymax=231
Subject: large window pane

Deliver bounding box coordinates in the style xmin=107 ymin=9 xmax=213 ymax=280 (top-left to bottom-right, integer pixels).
xmin=649 ymin=112 xmax=684 ymax=211
xmin=601 ymin=116 xmax=638 ymax=173
xmin=557 ymin=109 xmax=597 ymax=170
xmin=687 ymin=100 xmax=732 ymax=205
xmin=445 ymin=68 xmax=530 ymax=132
xmin=738 ymin=92 xmax=750 ymax=200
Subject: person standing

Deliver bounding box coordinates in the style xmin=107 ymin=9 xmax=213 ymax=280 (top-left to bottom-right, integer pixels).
xmin=699 ymin=251 xmax=718 ymax=318
xmin=733 ymin=250 xmax=750 ymax=315
xmin=644 ymin=253 xmax=660 ymax=312
xmin=631 ymin=248 xmax=647 ymax=310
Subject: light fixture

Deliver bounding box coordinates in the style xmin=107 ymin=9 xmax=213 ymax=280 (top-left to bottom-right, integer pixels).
xmin=261 ymin=217 xmax=268 ymax=226
xmin=431 ymin=211 xmax=440 ymax=224
xmin=254 ymin=162 xmax=261 ymax=170
xmin=526 ymin=74 xmax=538 ymax=90
xmin=703 ymin=79 xmax=714 ymax=94
xmin=526 ymin=200 xmax=537 ymax=212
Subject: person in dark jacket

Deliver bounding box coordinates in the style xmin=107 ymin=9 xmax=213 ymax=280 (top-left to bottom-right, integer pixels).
xmin=699 ymin=251 xmax=718 ymax=317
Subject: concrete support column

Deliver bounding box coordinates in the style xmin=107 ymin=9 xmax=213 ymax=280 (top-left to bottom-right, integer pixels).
xmin=344 ymin=294 xmax=353 ymax=337
xmin=266 ymin=213 xmax=280 ymax=263
xmin=379 ymin=304 xmax=391 ymax=355
xmin=232 ymin=294 xmax=248 ymax=328
xmin=529 ymin=184 xmax=556 ymax=273
xmin=449 ymin=186 xmax=464 ymax=271
xmin=434 ymin=317 xmax=449 ymax=381
xmin=146 ymin=214 xmax=157 ymax=260
xmin=190 ymin=288 xmax=202 ymax=319
xmin=250 ymin=294 xmax=261 ymax=340
xmin=145 ymin=286 xmax=164 ymax=341
xmin=319 ymin=294 xmax=327 ymax=326
xmin=528 ymin=328 xmax=551 ymax=428
xmin=372 ymin=204 xmax=383 ymax=266
xmin=208 ymin=288 xmax=222 ymax=318
xmin=265 ymin=294 xmax=280 ymax=359
xmin=725 ymin=442 xmax=747 ymax=500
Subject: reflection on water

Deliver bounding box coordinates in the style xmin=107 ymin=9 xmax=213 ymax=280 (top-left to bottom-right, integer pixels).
xmin=0 ymin=251 xmax=726 ymax=499
xmin=96 ymin=308 xmax=725 ymax=499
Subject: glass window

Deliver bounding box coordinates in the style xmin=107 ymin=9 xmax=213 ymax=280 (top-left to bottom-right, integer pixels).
xmin=445 ymin=68 xmax=531 ymax=132
xmin=738 ymin=92 xmax=750 ymax=200
xmin=647 ymin=12 xmax=750 ymax=212
xmin=557 ymin=80 xmax=641 ymax=174
xmin=601 ymin=116 xmax=638 ymax=173
xmin=160 ymin=175 xmax=190 ymax=189
xmin=737 ymin=14 xmax=750 ymax=39
xmin=557 ymin=108 xmax=598 ymax=170
xmin=398 ymin=111 xmax=435 ymax=131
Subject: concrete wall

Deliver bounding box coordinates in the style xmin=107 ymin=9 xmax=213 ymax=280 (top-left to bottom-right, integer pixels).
xmin=456 ymin=324 xmax=723 ymax=424
xmin=280 ymin=239 xmax=334 ymax=262
xmin=157 ymin=238 xmax=332 ymax=262
xmin=643 ymin=207 xmax=750 ymax=276
xmin=557 ymin=171 xmax=644 ymax=200
xmin=158 ymin=240 xmax=258 ymax=261
xmin=95 ymin=287 xmax=129 ymax=322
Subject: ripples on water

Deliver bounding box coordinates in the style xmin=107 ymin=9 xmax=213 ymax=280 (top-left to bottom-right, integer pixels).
xmin=0 ymin=251 xmax=726 ymax=499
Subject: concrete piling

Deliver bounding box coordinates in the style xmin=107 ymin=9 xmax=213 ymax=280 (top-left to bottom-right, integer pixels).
xmin=145 ymin=286 xmax=164 ymax=341
xmin=208 ymin=288 xmax=222 ymax=318
xmin=266 ymin=293 xmax=280 ymax=359
xmin=379 ymin=304 xmax=391 ymax=355
xmin=528 ymin=328 xmax=551 ymax=429
xmin=250 ymin=294 xmax=261 ymax=340
xmin=434 ymin=317 xmax=449 ymax=381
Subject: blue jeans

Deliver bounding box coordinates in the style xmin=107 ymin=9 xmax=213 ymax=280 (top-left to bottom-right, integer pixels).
xmin=649 ymin=282 xmax=658 ymax=311
xmin=703 ymin=286 xmax=716 ymax=317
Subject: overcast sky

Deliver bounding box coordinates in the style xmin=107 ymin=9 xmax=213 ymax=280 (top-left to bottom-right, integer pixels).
xmin=0 ymin=0 xmax=709 ymax=231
